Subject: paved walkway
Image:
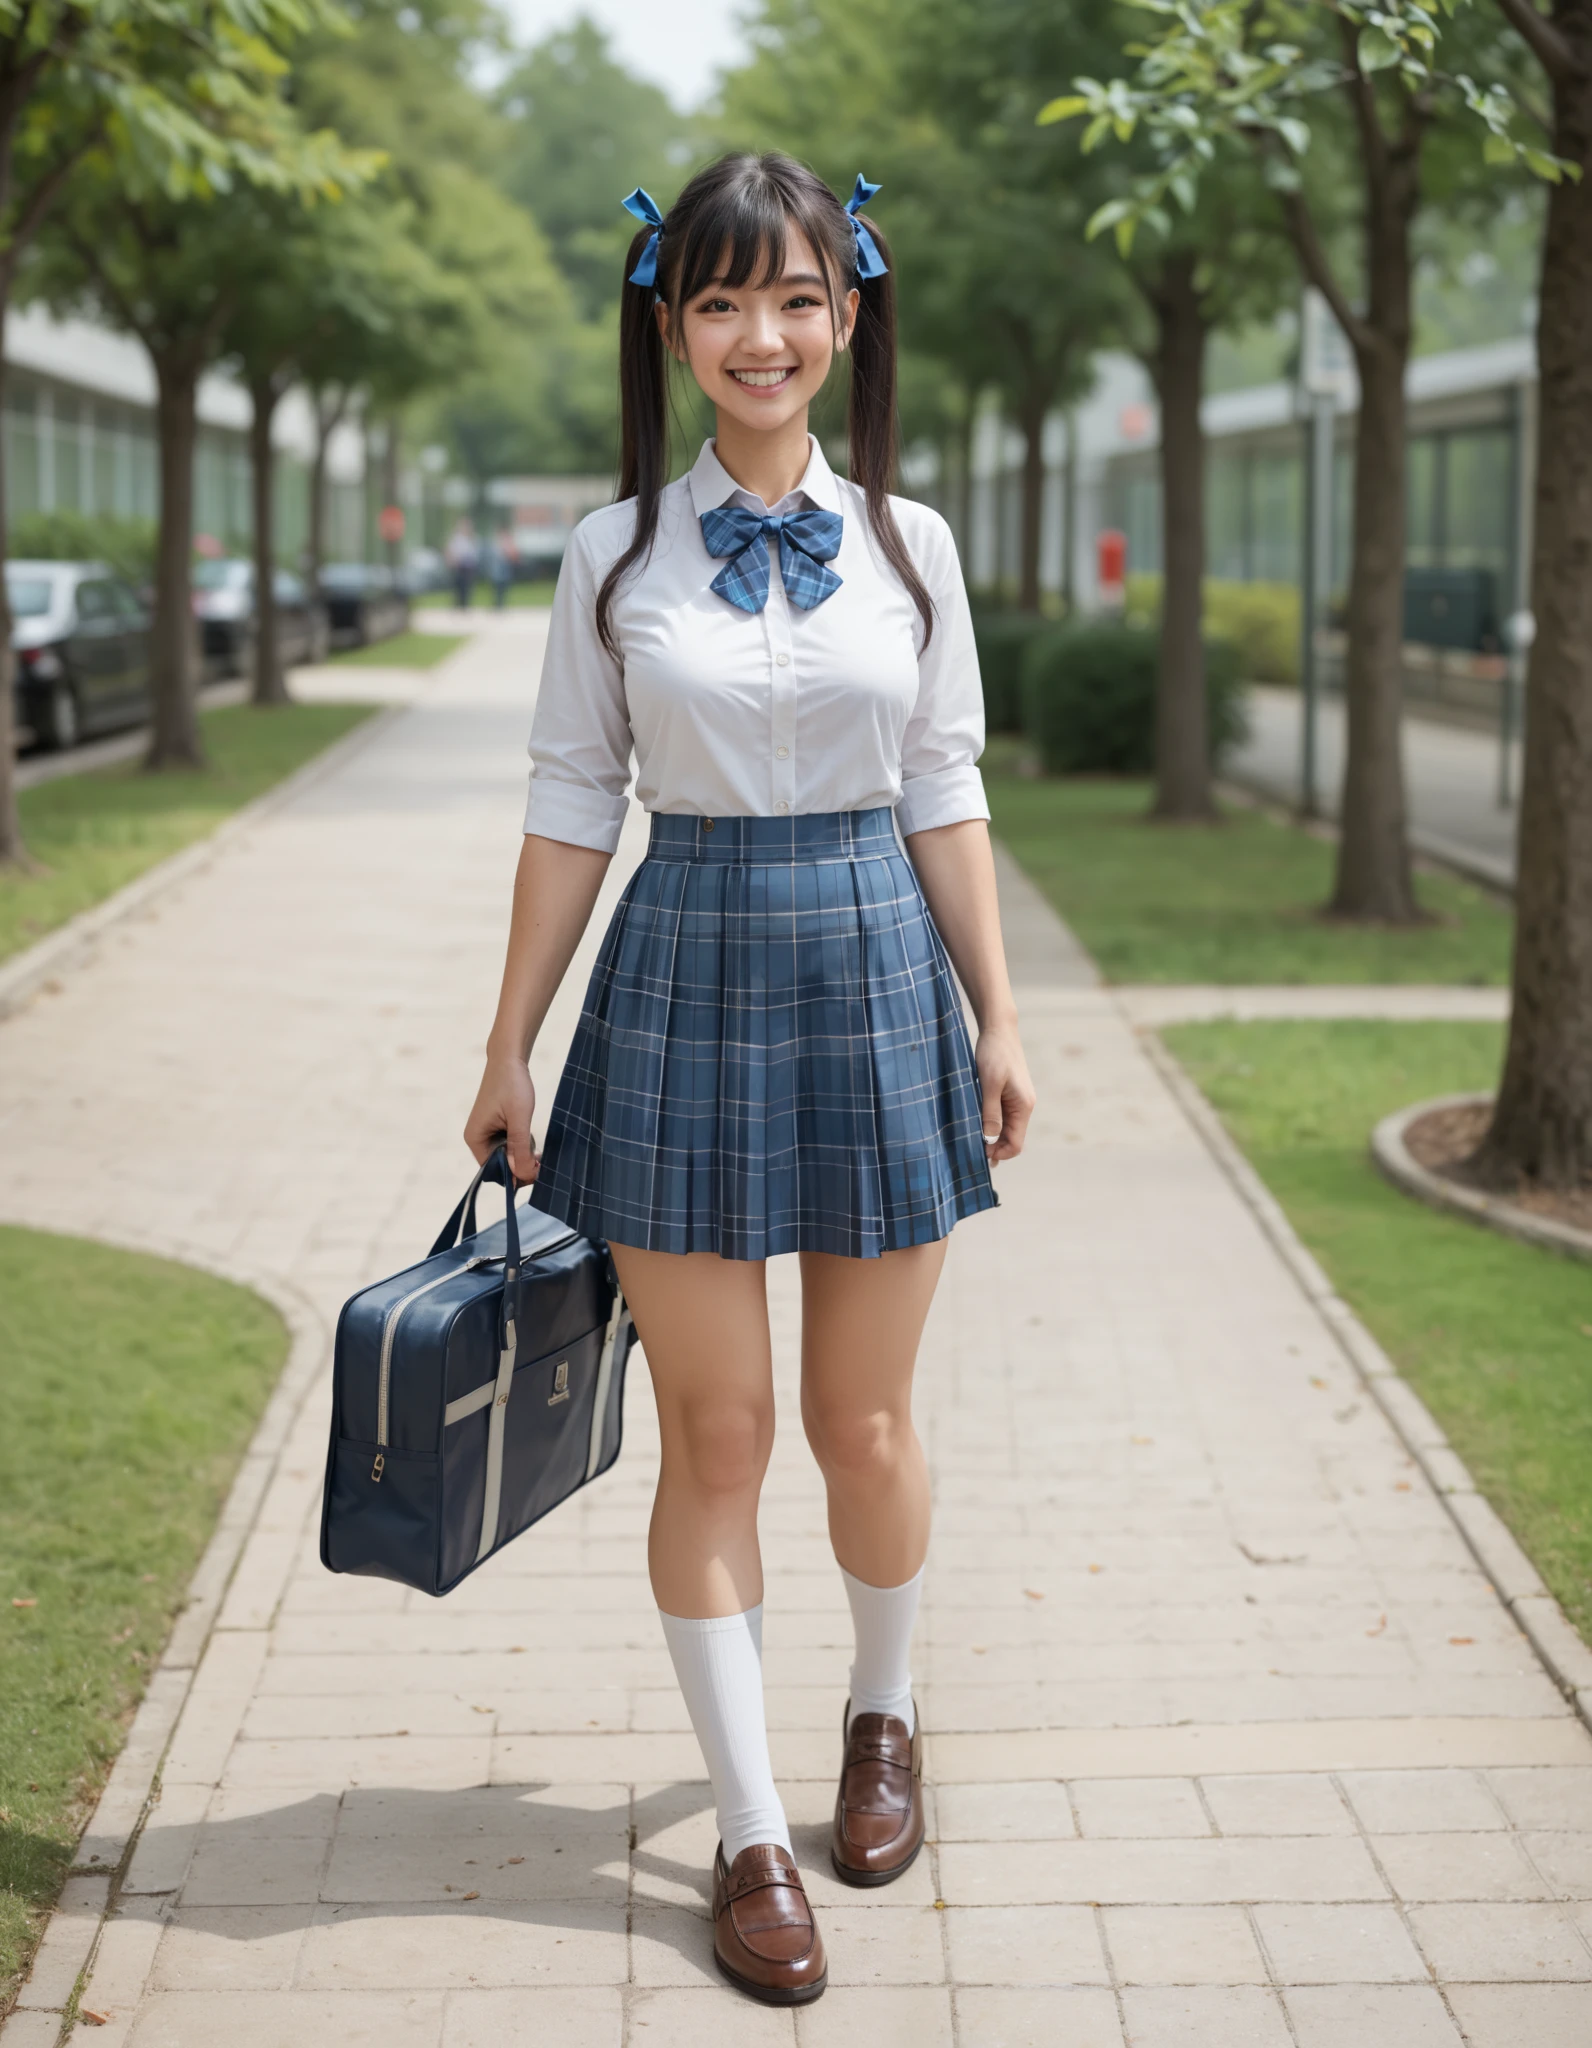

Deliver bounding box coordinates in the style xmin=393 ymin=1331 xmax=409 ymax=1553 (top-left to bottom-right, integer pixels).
xmin=1229 ymin=687 xmax=1519 ymax=890
xmin=3 ymin=616 xmax=1590 ymax=2047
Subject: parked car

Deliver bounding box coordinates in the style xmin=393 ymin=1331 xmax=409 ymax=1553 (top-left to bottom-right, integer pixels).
xmin=9 ymin=559 xmax=150 ymax=751
xmin=319 ymin=562 xmax=410 ymax=648
xmin=191 ymin=558 xmax=330 ymax=677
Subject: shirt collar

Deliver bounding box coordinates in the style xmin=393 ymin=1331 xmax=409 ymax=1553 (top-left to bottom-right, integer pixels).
xmin=686 ymin=435 xmax=843 ymax=520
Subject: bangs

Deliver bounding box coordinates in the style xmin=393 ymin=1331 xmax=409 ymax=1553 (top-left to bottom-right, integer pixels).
xmin=673 ymin=167 xmax=846 ymax=309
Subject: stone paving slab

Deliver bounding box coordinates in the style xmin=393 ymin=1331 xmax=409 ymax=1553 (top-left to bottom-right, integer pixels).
xmin=2 ymin=614 xmax=1589 ymax=2045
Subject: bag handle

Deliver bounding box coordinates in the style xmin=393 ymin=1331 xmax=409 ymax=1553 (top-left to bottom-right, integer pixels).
xmin=428 ymin=1146 xmax=523 ymax=1280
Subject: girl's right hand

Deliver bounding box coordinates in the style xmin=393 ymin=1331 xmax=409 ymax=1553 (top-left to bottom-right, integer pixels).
xmin=464 ymin=1054 xmax=539 ymax=1186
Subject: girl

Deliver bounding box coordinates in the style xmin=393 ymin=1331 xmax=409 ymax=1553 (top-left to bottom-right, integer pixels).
xmin=464 ymin=151 xmax=1034 ymax=2006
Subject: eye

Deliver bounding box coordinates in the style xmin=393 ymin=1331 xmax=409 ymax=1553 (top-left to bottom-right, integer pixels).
xmin=698 ymin=296 xmax=734 ymax=314
xmin=785 ymin=294 xmax=822 ymax=310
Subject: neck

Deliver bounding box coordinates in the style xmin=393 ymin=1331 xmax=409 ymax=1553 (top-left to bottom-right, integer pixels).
xmin=711 ymin=408 xmax=813 ymax=507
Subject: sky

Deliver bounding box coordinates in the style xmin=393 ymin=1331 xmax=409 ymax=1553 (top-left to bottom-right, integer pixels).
xmin=494 ymin=0 xmax=749 ymax=109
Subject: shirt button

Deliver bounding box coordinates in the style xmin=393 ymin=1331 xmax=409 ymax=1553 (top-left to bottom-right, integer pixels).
xmin=775 ymin=800 xmax=790 ymax=813
xmin=775 ymin=652 xmax=790 ymax=667
xmin=776 ymin=746 xmax=788 ymax=759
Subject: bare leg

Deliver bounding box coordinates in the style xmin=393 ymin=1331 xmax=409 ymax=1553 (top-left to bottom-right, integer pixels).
xmin=798 ymin=1240 xmax=945 ymax=1587
xmin=611 ymin=1245 xmax=774 ymax=1618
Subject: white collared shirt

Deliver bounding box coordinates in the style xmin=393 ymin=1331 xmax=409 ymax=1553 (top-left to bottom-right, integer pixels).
xmin=522 ymin=437 xmax=988 ymax=851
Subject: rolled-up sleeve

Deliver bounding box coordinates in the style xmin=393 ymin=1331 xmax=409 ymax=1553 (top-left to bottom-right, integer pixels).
xmin=523 ymin=524 xmax=634 ymax=853
xmin=894 ymin=513 xmax=989 ymax=837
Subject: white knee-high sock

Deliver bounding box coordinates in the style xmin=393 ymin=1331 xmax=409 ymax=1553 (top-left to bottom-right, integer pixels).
xmin=659 ymin=1606 xmax=792 ymax=1864
xmin=842 ymin=1563 xmax=923 ymax=1734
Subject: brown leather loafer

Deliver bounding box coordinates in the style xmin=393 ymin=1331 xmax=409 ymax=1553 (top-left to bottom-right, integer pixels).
xmin=711 ymin=1841 xmax=827 ymax=2004
xmin=831 ymin=1699 xmax=924 ymax=1886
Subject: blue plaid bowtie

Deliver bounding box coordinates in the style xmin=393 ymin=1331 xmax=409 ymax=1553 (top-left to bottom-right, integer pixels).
xmin=699 ymin=505 xmax=843 ymax=614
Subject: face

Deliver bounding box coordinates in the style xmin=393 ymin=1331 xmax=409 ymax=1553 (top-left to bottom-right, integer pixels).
xmin=660 ymin=226 xmax=858 ymax=438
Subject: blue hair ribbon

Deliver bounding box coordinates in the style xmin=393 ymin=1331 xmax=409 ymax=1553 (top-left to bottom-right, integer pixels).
xmin=622 ymin=187 xmax=664 ymax=288
xmin=846 ymin=175 xmax=888 ymax=280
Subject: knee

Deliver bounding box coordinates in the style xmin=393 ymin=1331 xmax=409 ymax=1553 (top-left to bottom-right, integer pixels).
xmin=804 ymin=1399 xmax=914 ymax=1485
xmin=667 ymin=1397 xmax=772 ymax=1505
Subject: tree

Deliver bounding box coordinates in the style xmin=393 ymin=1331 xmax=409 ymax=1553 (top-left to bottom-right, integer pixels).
xmin=497 ymin=17 xmax=698 ymax=322
xmin=1046 ymin=0 xmax=1558 ymax=919
xmin=37 ymin=86 xmax=371 ymax=767
xmin=0 ymin=0 xmax=351 ymax=860
xmin=1468 ymin=0 xmax=1592 ymax=1189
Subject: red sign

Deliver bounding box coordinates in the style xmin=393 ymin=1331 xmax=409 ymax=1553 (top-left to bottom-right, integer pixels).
xmin=1097 ymin=528 xmax=1127 ymax=598
xmin=378 ymin=504 xmax=406 ymax=544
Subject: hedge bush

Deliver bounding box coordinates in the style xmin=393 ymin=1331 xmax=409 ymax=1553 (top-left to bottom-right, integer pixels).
xmin=1019 ymin=623 xmax=1248 ymax=776
xmin=1125 ymin=574 xmax=1301 ymax=686
xmin=971 ymin=609 xmax=1053 ymax=734
xmin=10 ymin=511 xmax=158 ymax=586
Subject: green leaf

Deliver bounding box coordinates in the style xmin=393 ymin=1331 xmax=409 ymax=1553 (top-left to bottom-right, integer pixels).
xmin=1482 ymin=134 xmax=1517 ymax=165
xmin=1523 ymin=148 xmax=1567 ymax=182
xmin=1276 ymin=116 xmax=1311 ymax=155
xmin=1114 ymin=215 xmax=1138 ymax=255
xmin=1357 ymin=26 xmax=1402 ymax=70
xmin=1037 ymin=94 xmax=1090 ymax=125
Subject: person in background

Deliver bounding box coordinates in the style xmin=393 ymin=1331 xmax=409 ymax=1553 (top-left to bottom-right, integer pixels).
xmin=488 ymin=528 xmax=516 ymax=609
xmin=445 ymin=519 xmax=479 ymax=608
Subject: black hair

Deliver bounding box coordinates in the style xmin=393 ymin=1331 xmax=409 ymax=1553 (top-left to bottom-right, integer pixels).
xmin=597 ymin=150 xmax=933 ymax=657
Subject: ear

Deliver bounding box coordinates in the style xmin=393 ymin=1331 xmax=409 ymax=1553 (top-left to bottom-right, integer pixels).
xmin=833 ymin=286 xmax=861 ymax=355
xmin=654 ymin=296 xmax=686 ymax=363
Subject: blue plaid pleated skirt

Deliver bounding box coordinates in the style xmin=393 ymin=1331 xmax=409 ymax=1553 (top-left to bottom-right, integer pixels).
xmin=529 ymin=808 xmax=998 ymax=1261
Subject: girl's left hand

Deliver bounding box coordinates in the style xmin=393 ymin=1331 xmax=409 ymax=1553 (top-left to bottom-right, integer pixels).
xmin=976 ymin=1021 xmax=1036 ymax=1164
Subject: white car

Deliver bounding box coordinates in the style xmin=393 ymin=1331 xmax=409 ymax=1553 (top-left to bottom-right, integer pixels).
xmin=10 ymin=559 xmax=150 ymax=751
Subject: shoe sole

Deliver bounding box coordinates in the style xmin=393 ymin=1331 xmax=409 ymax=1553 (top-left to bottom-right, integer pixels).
xmin=714 ymin=1951 xmax=828 ymax=2004
xmin=830 ymin=1833 xmax=924 ymax=1888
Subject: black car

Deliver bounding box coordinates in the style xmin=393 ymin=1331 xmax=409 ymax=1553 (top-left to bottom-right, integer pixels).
xmin=10 ymin=559 xmax=150 ymax=751
xmin=319 ymin=563 xmax=410 ymax=648
xmin=192 ymin=558 xmax=330 ymax=677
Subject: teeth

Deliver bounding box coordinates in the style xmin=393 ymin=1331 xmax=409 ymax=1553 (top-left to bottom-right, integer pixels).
xmin=731 ymin=368 xmax=794 ymax=387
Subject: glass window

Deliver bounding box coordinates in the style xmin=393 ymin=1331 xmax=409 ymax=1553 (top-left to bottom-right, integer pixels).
xmin=109 ymin=581 xmax=147 ymax=623
xmin=6 ymin=573 xmax=54 ymax=617
xmin=1445 ymin=429 xmax=1511 ymax=575
xmin=1206 ymin=453 xmax=1248 ymax=581
xmin=1250 ymin=454 xmax=1301 ymax=583
xmin=75 ymin=579 xmax=114 ymax=623
xmin=1406 ymin=437 xmax=1439 ymax=566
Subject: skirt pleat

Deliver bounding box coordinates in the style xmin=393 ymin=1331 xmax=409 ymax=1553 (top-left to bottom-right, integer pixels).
xmin=529 ymin=809 xmax=998 ymax=1261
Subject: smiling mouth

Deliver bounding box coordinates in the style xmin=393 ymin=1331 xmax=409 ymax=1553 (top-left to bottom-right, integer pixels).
xmin=729 ymin=367 xmax=797 ymax=389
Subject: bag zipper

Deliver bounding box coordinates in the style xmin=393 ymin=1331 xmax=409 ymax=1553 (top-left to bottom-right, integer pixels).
xmin=369 ymin=1232 xmax=581 ymax=1481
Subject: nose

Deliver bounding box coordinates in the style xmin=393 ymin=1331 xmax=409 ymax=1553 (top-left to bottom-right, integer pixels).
xmin=741 ymin=303 xmax=787 ymax=356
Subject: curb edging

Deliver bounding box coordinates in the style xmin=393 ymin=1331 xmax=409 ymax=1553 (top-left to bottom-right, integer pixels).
xmin=0 ymin=702 xmax=401 ymax=1024
xmin=1372 ymin=1091 xmax=1592 ymax=1266
xmin=1138 ymin=1028 xmax=1592 ymax=1734
xmin=0 ymin=1230 xmax=331 ymax=2046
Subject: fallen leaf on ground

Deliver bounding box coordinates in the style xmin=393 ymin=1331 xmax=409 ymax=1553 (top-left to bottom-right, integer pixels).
xmin=12 ymin=1598 xmax=36 ymax=1608
xmin=506 ymin=1856 xmax=524 ymax=1865
xmin=81 ymin=2011 xmax=110 ymax=2027
xmin=1449 ymin=1636 xmax=1475 ymax=1646
xmin=1367 ymin=1614 xmax=1388 ymax=1637
xmin=1023 ymin=1589 xmax=1045 ymax=1600
xmin=462 ymin=1891 xmax=480 ymax=1901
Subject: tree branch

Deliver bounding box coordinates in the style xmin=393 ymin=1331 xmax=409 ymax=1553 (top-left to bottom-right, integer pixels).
xmin=1490 ymin=0 xmax=1585 ymax=83
xmin=1279 ymin=188 xmax=1375 ymax=355
xmin=1338 ymin=15 xmax=1390 ymax=195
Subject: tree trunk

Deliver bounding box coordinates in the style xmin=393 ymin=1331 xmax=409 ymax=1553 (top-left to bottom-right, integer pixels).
xmin=1328 ymin=173 xmax=1421 ymax=921
xmin=307 ymin=385 xmax=346 ymax=590
xmin=147 ymin=351 xmax=204 ymax=771
xmin=1016 ymin=382 xmax=1049 ymax=614
xmin=382 ymin=417 xmax=401 ymax=573
xmin=1475 ymin=42 xmax=1592 ymax=1189
xmin=1146 ymin=252 xmax=1213 ymax=821
xmin=0 ymin=324 xmax=27 ymax=867
xmin=249 ymin=373 xmax=289 ymax=707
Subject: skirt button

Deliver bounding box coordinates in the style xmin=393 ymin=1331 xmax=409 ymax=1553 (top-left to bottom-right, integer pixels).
xmin=701 ymin=817 xmax=715 ymax=833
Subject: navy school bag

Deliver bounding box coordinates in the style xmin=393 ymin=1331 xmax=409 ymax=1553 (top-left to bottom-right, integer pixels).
xmin=320 ymin=1146 xmax=635 ymax=1596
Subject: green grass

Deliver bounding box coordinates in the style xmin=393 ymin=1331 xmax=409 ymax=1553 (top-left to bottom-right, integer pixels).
xmin=985 ymin=753 xmax=1512 ymax=985
xmin=0 ymin=1227 xmax=288 ymax=2010
xmin=414 ymin=581 xmax=556 ymax=609
xmin=2 ymin=700 xmax=375 ymax=965
xmin=330 ymin=629 xmax=466 ymax=668
xmin=1167 ymin=1019 xmax=1592 ymax=1644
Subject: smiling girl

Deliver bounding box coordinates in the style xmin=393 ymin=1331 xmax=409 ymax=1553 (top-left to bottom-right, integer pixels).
xmin=464 ymin=152 xmax=1034 ymax=2005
